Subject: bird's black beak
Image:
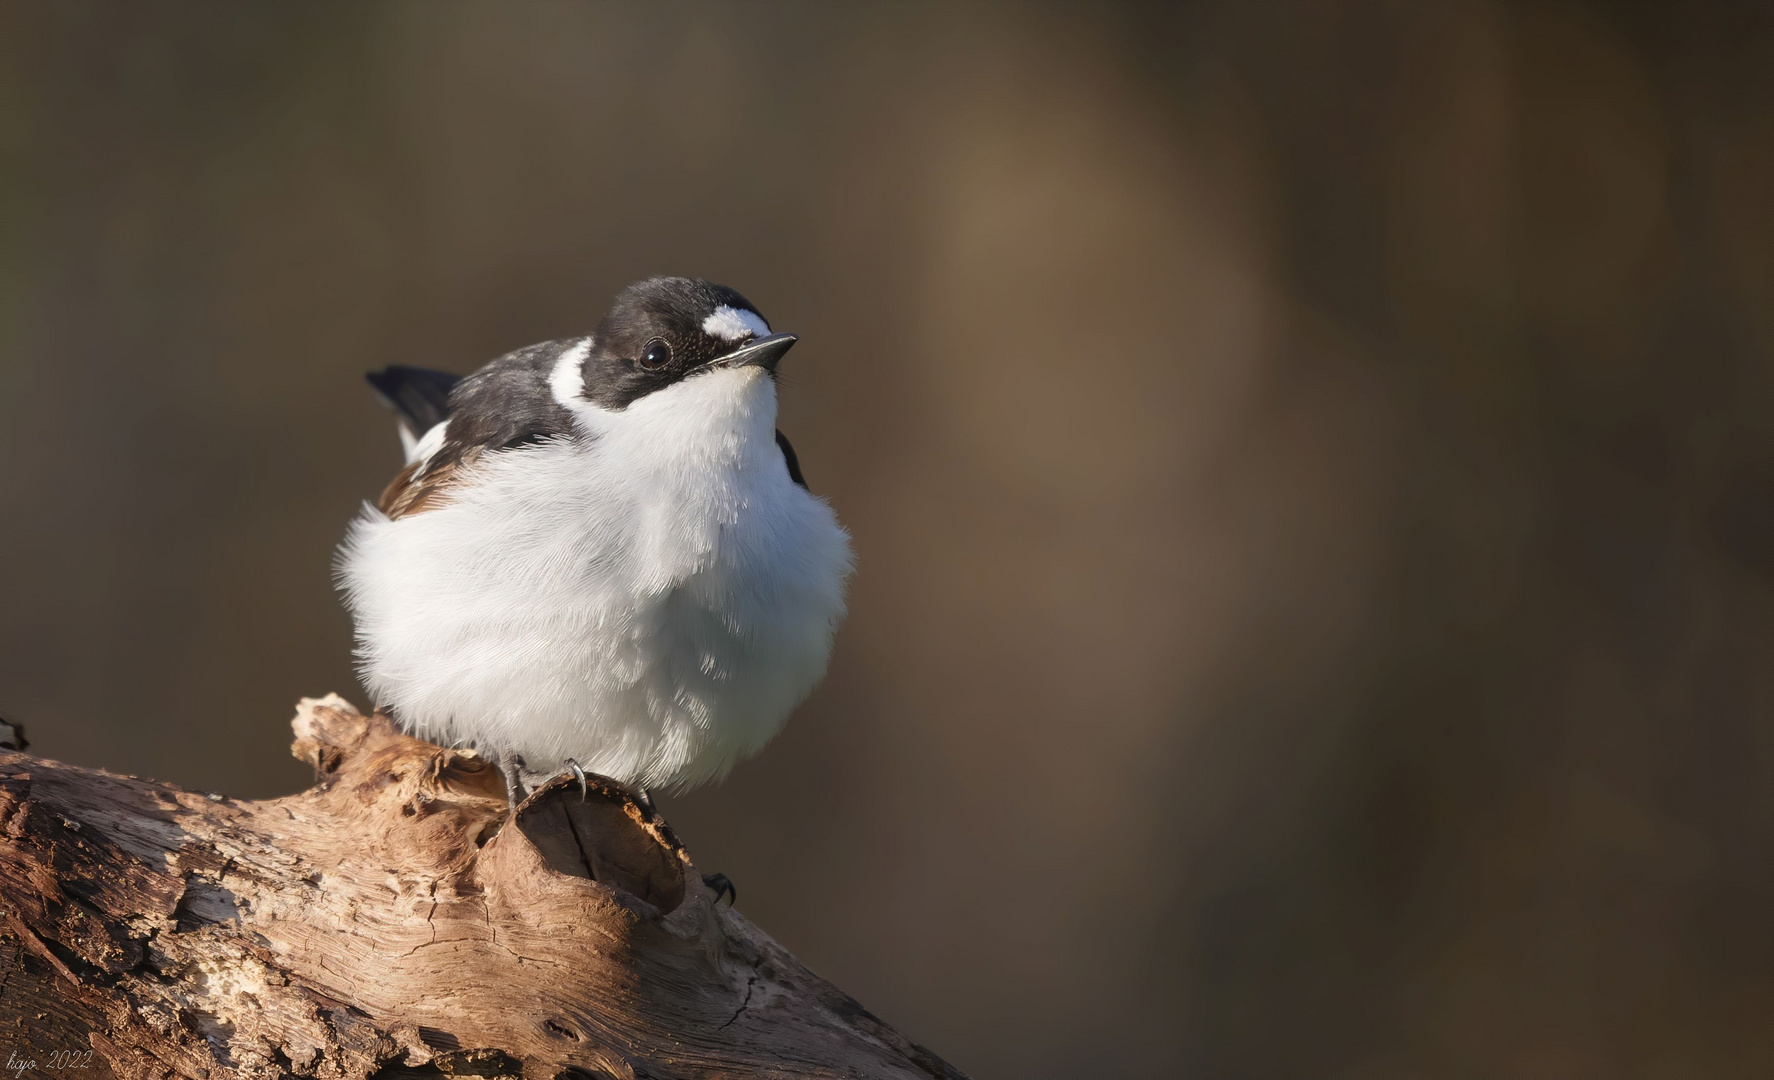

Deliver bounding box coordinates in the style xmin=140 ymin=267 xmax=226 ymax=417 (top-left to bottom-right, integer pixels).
xmin=713 ymin=332 xmax=796 ymax=372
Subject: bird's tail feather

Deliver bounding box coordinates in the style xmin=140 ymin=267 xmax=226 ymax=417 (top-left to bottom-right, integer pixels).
xmin=365 ymin=366 xmax=461 ymax=449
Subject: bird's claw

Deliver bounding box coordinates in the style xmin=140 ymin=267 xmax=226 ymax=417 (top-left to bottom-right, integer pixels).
xmin=563 ymin=758 xmax=589 ymax=801
xmin=702 ymin=872 xmax=737 ymax=907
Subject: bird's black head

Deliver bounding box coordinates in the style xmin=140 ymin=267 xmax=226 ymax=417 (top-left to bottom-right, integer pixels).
xmin=570 ymin=276 xmax=796 ymax=411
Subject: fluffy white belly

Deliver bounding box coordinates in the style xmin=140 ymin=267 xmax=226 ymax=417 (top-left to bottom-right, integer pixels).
xmin=338 ymin=412 xmax=852 ymax=791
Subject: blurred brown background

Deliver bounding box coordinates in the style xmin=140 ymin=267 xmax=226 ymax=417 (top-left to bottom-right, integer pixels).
xmin=3 ymin=2 xmax=1773 ymax=1076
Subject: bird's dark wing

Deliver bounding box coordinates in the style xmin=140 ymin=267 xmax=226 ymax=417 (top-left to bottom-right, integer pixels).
xmin=369 ymin=341 xmax=579 ymax=520
xmin=775 ymin=429 xmax=807 ymax=489
xmin=437 ymin=341 xmax=578 ymax=467
xmin=366 ymin=366 xmax=462 ymax=441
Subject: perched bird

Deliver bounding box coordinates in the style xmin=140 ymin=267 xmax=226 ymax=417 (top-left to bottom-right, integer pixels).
xmin=338 ymin=277 xmax=854 ymax=810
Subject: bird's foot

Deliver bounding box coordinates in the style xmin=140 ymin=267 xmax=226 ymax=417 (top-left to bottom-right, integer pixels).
xmin=563 ymin=758 xmax=589 ymax=801
xmin=633 ymin=785 xmax=656 ymax=813
xmin=495 ymin=748 xmax=529 ymax=811
xmin=701 ymin=872 xmax=737 ymax=907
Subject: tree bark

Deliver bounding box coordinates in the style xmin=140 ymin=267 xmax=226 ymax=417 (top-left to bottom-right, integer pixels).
xmin=0 ymin=696 xmax=967 ymax=1080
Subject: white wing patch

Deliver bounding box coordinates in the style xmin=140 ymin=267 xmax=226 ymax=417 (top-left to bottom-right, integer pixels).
xmin=407 ymin=421 xmax=449 ymax=466
xmin=702 ymin=305 xmax=770 ymax=342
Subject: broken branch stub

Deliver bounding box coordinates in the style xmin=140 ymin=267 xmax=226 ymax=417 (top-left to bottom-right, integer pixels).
xmin=0 ymin=695 xmax=966 ymax=1080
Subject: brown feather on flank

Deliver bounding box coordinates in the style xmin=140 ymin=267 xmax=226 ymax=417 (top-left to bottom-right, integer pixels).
xmin=378 ymin=451 xmax=478 ymax=520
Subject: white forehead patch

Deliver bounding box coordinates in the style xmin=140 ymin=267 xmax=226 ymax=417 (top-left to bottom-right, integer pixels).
xmin=702 ymin=305 xmax=771 ymax=342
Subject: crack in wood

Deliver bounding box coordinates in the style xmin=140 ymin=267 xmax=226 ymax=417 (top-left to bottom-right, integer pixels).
xmin=719 ymin=972 xmax=760 ymax=1030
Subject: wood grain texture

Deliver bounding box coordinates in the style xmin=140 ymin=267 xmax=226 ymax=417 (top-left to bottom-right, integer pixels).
xmin=0 ymin=697 xmax=965 ymax=1080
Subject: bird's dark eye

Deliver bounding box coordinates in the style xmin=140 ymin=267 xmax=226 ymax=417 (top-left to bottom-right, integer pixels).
xmin=639 ymin=339 xmax=672 ymax=369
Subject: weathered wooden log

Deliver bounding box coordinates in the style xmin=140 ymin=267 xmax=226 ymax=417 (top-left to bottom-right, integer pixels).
xmin=0 ymin=696 xmax=965 ymax=1080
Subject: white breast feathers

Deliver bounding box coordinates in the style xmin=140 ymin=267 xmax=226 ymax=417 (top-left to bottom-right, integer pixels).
xmin=337 ymin=365 xmax=854 ymax=791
